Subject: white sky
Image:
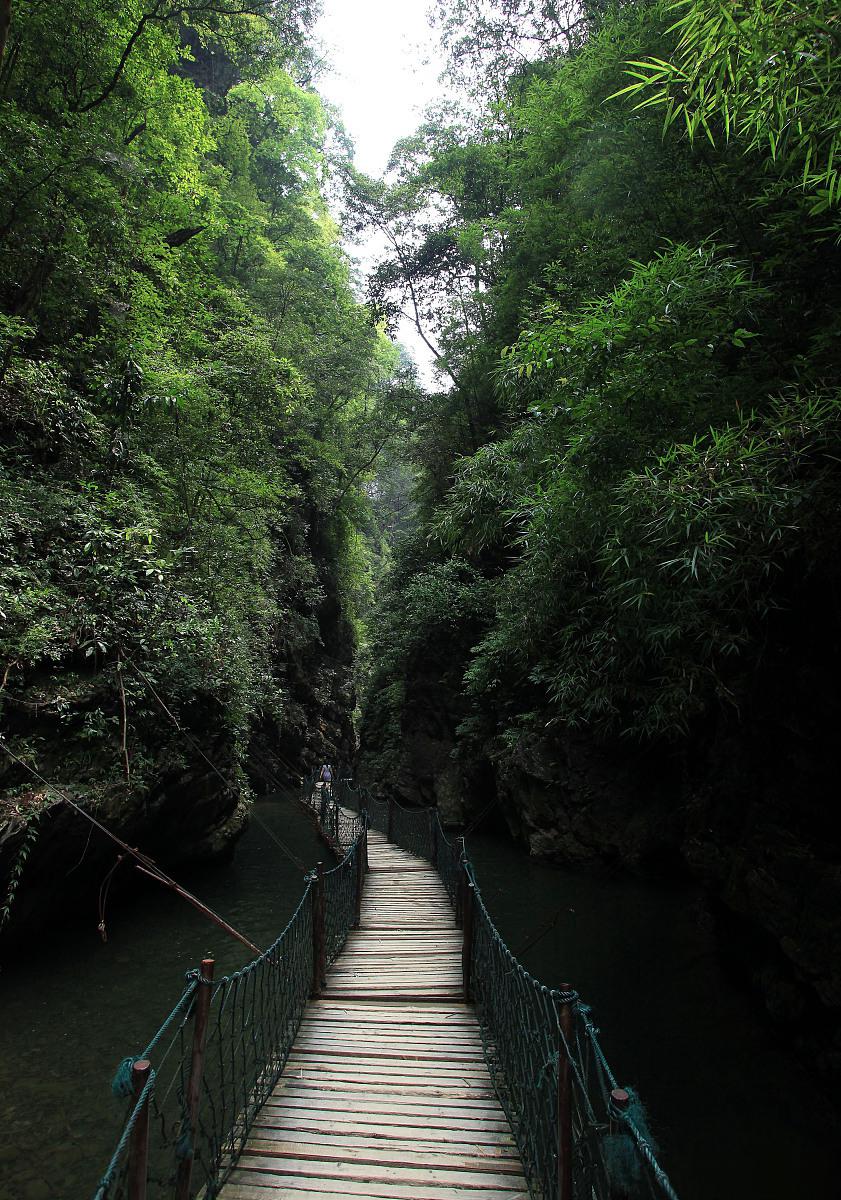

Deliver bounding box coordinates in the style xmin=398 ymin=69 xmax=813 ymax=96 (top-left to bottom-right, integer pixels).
xmin=315 ymin=1 xmax=444 ymax=387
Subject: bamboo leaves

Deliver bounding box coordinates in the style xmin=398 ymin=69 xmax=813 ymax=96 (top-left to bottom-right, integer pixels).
xmin=613 ymin=0 xmax=841 ymax=225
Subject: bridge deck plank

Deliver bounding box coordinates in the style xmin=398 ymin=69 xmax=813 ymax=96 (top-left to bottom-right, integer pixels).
xmin=218 ymin=826 xmax=528 ymax=1200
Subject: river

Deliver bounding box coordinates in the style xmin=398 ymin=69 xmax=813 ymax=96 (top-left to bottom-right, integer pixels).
xmin=0 ymin=793 xmax=325 ymax=1200
xmin=467 ymin=829 xmax=841 ymax=1200
xmin=0 ymin=796 xmax=838 ymax=1199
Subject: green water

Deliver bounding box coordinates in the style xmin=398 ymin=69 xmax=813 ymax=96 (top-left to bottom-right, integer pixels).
xmin=467 ymin=830 xmax=841 ymax=1200
xmin=0 ymin=794 xmax=324 ymax=1200
xmin=1 ymin=799 xmax=839 ymax=1200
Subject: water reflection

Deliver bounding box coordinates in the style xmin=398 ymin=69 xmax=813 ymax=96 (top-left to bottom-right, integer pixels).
xmin=2 ymin=801 xmax=838 ymax=1200
xmin=467 ymin=829 xmax=841 ymax=1200
xmin=0 ymin=795 xmax=323 ymax=1200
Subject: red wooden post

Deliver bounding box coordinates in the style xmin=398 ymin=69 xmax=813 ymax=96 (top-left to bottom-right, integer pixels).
xmin=175 ymin=958 xmax=215 ymax=1200
xmin=387 ymin=797 xmax=395 ymax=842
xmin=311 ymin=861 xmax=326 ymax=994
xmin=557 ymin=986 xmax=574 ymax=1200
xmin=610 ymin=1087 xmax=630 ymax=1132
xmin=127 ymin=1058 xmax=152 ymax=1200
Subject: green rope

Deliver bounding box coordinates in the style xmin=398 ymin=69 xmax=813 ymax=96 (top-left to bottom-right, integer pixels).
xmin=95 ymin=779 xmax=680 ymax=1200
xmin=94 ymin=784 xmax=366 ymax=1200
xmin=111 ymin=1057 xmax=139 ymax=1099
xmin=365 ymin=789 xmax=682 ymax=1200
xmin=94 ymin=1070 xmax=157 ymax=1200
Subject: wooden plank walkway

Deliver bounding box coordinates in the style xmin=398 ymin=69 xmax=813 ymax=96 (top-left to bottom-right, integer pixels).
xmin=221 ymin=828 xmax=529 ymax=1200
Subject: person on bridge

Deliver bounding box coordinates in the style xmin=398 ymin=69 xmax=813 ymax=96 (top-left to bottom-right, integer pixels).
xmin=318 ymin=762 xmax=333 ymax=786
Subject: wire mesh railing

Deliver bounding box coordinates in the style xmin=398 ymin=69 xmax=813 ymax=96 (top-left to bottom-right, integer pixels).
xmin=357 ymin=785 xmax=680 ymax=1200
xmin=323 ymin=837 xmax=364 ymax=967
xmin=93 ymin=784 xmax=366 ymax=1200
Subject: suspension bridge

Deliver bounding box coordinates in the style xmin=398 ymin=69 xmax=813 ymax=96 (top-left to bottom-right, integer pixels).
xmin=94 ymin=781 xmax=680 ymax=1200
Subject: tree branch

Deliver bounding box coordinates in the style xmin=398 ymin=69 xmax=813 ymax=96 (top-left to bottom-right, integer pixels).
xmin=0 ymin=0 xmax=11 ymax=67
xmin=336 ymin=434 xmax=392 ymax=508
xmin=115 ymin=655 xmax=131 ymax=785
xmin=365 ymin=205 xmax=458 ymax=388
xmin=76 ymin=8 xmax=155 ymax=113
xmin=75 ymin=1 xmax=273 ymax=115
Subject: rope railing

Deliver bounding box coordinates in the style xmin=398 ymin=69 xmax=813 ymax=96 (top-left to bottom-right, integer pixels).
xmin=94 ymin=774 xmax=678 ymax=1200
xmin=354 ymin=784 xmax=680 ymax=1200
xmin=93 ymin=782 xmax=365 ymax=1200
xmin=300 ymin=778 xmax=364 ymax=856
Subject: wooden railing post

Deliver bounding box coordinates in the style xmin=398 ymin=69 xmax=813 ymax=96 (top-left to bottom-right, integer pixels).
xmin=329 ymin=794 xmax=337 ymax=845
xmin=387 ymin=797 xmax=395 ymax=842
xmin=461 ymin=878 xmax=474 ymax=1001
xmin=557 ymin=987 xmax=574 ymax=1200
xmin=354 ymin=835 xmax=364 ymax=927
xmin=127 ymin=1058 xmax=152 ymax=1200
xmin=361 ymin=816 xmax=369 ymax=871
xmin=311 ymin=861 xmax=326 ymax=994
xmin=175 ymin=958 xmax=215 ymax=1200
xmin=609 ymin=1087 xmax=630 ymax=1135
xmin=429 ymin=809 xmax=438 ymax=869
xmin=455 ymin=836 xmax=467 ymax=928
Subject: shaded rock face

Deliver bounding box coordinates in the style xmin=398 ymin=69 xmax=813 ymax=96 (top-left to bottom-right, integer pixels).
xmin=1 ymin=519 xmax=359 ymax=952
xmin=356 ymin=676 xmax=482 ymax=826
xmin=248 ymin=518 xmax=358 ymax=791
xmin=2 ymin=636 xmax=356 ymax=951
xmin=482 ymin=650 xmax=841 ymax=1085
xmin=248 ymin=655 xmax=356 ymax=793
xmin=399 ymin=729 xmax=466 ymax=825
xmin=493 ymin=733 xmax=686 ymax=870
xmin=357 ymin=598 xmax=841 ymax=1084
xmin=0 ymin=736 xmax=245 ymax=951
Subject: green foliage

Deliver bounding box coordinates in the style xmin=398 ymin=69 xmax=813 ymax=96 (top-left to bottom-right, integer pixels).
xmin=0 ymin=804 xmax=44 ymax=931
xmin=358 ymin=0 xmax=841 ymax=780
xmin=615 ymin=0 xmax=841 ymax=223
xmin=358 ymin=534 xmax=493 ymax=783
xmin=467 ymin=390 xmax=841 ymax=738
xmin=0 ymin=0 xmax=405 ymax=820
xmin=503 ymin=241 xmax=762 ymax=471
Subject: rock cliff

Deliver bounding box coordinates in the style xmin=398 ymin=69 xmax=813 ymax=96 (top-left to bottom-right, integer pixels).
xmin=357 ymin=592 xmax=841 ymax=1084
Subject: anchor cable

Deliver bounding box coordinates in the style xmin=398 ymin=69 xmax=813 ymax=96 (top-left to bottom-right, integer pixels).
xmin=0 ymin=737 xmax=261 ymax=954
xmin=124 ymin=657 xmax=307 ymax=872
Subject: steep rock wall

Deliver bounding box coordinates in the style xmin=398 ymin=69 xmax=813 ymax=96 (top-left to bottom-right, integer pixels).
xmin=0 ymin=700 xmax=245 ymax=949
xmin=0 ymin=531 xmax=358 ymax=951
xmin=357 ymin=596 xmax=841 ymax=1084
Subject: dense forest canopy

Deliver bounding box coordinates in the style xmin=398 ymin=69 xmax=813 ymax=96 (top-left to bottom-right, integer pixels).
xmin=1 ymin=0 xmax=841 ymax=949
xmin=0 ymin=0 xmax=419 ymax=915
xmin=356 ymin=0 xmax=841 ymax=791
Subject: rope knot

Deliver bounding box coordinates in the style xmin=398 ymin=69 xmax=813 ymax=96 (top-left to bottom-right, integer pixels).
xmin=577 ymin=1002 xmax=600 ymax=1035
xmin=111 ymin=1056 xmax=140 ymax=1099
xmin=536 ymin=1050 xmax=559 ymax=1084
xmin=176 ymin=1129 xmax=193 ymax=1160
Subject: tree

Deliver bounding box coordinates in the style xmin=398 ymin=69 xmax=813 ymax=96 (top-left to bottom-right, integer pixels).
xmin=357 ymin=0 xmax=841 ymax=785
xmin=0 ymin=0 xmax=403 ymax=843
